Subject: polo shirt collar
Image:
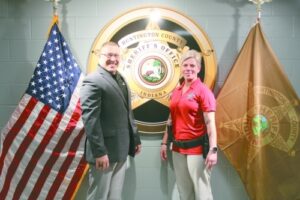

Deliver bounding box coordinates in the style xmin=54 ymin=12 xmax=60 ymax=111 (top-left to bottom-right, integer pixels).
xmin=178 ymin=78 xmax=200 ymax=90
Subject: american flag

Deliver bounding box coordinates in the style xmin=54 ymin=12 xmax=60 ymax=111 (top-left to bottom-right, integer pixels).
xmin=0 ymin=23 xmax=87 ymax=199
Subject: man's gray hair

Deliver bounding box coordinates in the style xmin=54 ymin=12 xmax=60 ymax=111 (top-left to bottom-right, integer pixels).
xmin=101 ymin=41 xmax=119 ymax=49
xmin=93 ymin=41 xmax=119 ymax=56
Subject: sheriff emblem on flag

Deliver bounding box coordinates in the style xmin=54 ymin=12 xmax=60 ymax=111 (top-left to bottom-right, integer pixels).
xmin=216 ymin=23 xmax=300 ymax=200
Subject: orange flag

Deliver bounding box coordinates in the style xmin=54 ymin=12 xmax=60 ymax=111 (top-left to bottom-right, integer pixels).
xmin=216 ymin=23 xmax=300 ymax=200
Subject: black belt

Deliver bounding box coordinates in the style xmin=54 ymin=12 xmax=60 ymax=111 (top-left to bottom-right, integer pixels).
xmin=173 ymin=135 xmax=205 ymax=149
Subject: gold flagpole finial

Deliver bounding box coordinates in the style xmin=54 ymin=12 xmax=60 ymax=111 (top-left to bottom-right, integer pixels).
xmin=249 ymin=0 xmax=272 ymax=22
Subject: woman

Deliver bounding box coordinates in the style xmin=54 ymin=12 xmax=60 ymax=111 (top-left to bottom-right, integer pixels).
xmin=160 ymin=50 xmax=217 ymax=200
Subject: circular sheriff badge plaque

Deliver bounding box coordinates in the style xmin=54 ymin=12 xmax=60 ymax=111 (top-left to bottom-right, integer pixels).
xmin=87 ymin=6 xmax=217 ymax=134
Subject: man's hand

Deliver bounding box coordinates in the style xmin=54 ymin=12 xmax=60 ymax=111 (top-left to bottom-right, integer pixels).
xmin=95 ymin=155 xmax=109 ymax=170
xmin=160 ymin=144 xmax=167 ymax=161
xmin=135 ymin=144 xmax=142 ymax=155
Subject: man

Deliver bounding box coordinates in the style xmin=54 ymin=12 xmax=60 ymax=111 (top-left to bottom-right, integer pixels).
xmin=80 ymin=41 xmax=142 ymax=200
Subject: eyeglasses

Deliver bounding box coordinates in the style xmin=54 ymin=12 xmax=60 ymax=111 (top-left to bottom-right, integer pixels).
xmin=101 ymin=53 xmax=120 ymax=59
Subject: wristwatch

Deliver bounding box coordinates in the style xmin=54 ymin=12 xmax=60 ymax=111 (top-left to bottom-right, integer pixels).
xmin=210 ymin=147 xmax=218 ymax=153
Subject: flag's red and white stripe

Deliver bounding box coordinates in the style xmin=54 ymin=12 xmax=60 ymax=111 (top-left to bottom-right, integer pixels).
xmin=0 ymin=75 xmax=87 ymax=200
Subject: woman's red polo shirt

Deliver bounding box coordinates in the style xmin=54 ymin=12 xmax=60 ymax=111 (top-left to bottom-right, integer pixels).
xmin=170 ymin=78 xmax=216 ymax=155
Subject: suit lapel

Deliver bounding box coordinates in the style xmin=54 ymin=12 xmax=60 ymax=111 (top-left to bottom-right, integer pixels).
xmin=123 ymin=77 xmax=132 ymax=109
xmin=98 ymin=67 xmax=128 ymax=106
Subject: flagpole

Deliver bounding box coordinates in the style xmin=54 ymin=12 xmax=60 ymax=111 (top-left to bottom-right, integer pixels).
xmin=45 ymin=0 xmax=60 ymax=34
xmin=45 ymin=0 xmax=60 ymax=17
xmin=249 ymin=0 xmax=272 ymax=22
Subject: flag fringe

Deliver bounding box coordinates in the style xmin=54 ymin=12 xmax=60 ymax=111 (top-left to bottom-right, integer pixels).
xmin=71 ymin=164 xmax=89 ymax=200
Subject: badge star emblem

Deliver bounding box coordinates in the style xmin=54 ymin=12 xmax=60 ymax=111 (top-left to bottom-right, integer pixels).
xmin=219 ymin=83 xmax=299 ymax=168
xmin=119 ymin=20 xmax=187 ymax=109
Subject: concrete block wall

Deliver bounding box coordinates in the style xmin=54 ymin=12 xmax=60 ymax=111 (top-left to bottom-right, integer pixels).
xmin=0 ymin=0 xmax=299 ymax=199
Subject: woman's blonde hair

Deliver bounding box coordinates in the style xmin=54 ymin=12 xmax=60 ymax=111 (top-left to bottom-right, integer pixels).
xmin=180 ymin=50 xmax=202 ymax=67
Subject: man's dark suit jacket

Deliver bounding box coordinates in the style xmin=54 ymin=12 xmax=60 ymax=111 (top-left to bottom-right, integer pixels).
xmin=80 ymin=67 xmax=141 ymax=164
